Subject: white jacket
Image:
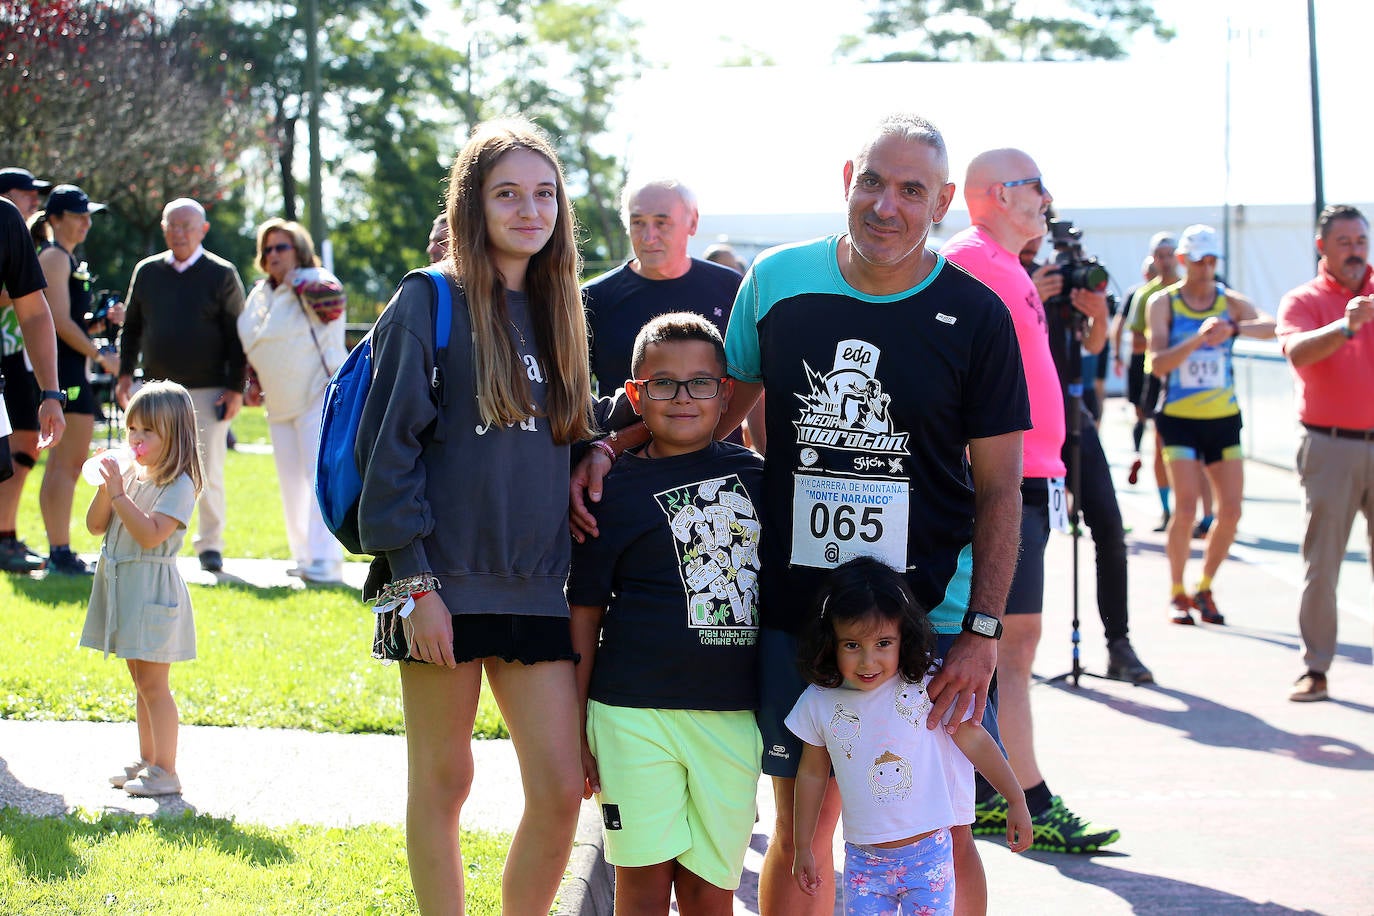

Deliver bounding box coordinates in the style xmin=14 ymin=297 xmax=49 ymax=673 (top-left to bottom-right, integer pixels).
xmin=237 ymin=268 xmax=348 ymax=421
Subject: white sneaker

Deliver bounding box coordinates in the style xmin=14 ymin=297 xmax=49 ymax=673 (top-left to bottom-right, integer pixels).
xmin=124 ymin=764 xmax=182 ymax=796
xmin=109 ymin=759 xmax=149 ymax=789
xmin=301 ymin=559 xmax=343 ymax=584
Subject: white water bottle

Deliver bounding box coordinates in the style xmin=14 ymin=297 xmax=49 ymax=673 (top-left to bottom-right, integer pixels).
xmin=81 ymin=447 xmax=137 ymax=486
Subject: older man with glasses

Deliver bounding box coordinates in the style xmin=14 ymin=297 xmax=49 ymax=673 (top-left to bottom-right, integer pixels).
xmin=117 ymin=198 xmax=247 ymax=574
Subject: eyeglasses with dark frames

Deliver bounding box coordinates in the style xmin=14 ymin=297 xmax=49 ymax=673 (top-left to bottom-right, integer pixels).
xmin=633 ymin=377 xmax=727 ymax=400
xmin=1001 ymin=177 xmax=1048 ymax=196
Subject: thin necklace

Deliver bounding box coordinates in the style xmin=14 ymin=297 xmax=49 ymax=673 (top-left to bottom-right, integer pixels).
xmin=510 ymin=320 xmax=526 ymax=348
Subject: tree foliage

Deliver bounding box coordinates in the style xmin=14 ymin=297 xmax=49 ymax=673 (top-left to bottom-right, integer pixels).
xmin=0 ymin=1 xmax=639 ymax=305
xmin=856 ymin=0 xmax=1174 ymax=62
xmin=0 ymin=1 xmax=255 ymax=285
xmin=530 ymin=1 xmax=639 ymax=266
xmin=195 ymin=0 xmax=639 ymax=303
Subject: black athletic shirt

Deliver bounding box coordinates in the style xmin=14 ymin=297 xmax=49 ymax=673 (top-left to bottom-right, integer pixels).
xmin=724 ymin=235 xmax=1030 ymax=635
xmin=567 ymin=440 xmax=764 ymax=711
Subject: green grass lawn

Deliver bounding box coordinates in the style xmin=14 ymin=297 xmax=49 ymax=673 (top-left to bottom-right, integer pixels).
xmin=18 ymin=407 xmax=337 ymax=561
xmin=0 ymin=809 xmax=510 ymax=915
xmin=5 ymin=405 xmax=506 ymax=738
xmin=1 ymin=408 xmax=527 ymax=913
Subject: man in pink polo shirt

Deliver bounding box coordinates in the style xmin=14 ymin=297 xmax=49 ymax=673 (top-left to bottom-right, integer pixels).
xmin=1277 ymin=204 xmax=1374 ymax=703
xmin=943 ymin=148 xmax=1119 ymax=853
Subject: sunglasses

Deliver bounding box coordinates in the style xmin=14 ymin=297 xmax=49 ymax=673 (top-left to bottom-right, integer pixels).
xmin=633 ymin=377 xmax=727 ymax=400
xmin=263 ymin=242 xmax=294 ymax=256
xmin=1001 ymin=177 xmax=1049 ymax=196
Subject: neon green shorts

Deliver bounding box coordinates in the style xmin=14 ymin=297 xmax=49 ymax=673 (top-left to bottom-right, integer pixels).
xmin=587 ymin=700 xmax=762 ymax=890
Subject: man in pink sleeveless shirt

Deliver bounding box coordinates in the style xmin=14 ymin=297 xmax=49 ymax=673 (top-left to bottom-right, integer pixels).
xmin=943 ymin=148 xmax=1119 ymax=853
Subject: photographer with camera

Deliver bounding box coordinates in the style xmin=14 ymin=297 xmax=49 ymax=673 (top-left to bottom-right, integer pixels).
xmin=943 ymin=148 xmax=1120 ymax=854
xmin=1148 ymin=225 xmax=1274 ymax=626
xmin=33 ymin=185 xmax=119 ymax=575
xmin=1019 ymin=228 xmax=1153 ymax=685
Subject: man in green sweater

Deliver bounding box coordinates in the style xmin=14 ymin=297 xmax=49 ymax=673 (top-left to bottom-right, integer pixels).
xmin=116 ymin=198 xmax=246 ymax=573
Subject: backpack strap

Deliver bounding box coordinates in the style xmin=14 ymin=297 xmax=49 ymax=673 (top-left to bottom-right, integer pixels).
xmin=419 ymin=266 xmax=453 ymax=406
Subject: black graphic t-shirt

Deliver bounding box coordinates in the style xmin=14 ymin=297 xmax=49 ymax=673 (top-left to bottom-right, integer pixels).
xmin=725 ymin=235 xmax=1030 ymax=635
xmin=567 ymin=440 xmax=764 ymax=711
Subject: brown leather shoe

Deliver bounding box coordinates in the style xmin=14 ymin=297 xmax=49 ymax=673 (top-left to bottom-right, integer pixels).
xmin=1289 ymin=671 xmax=1328 ymax=703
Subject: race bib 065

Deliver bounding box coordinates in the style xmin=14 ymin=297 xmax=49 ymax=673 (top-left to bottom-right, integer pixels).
xmin=790 ymin=473 xmax=909 ymax=571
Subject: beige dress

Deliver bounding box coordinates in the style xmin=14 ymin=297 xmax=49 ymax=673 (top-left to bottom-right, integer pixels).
xmin=80 ymin=471 xmax=197 ymax=662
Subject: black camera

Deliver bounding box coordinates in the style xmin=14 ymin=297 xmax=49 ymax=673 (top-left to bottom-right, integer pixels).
xmin=1046 ymin=218 xmax=1109 ymax=297
xmin=85 ymin=290 xmax=122 ymax=331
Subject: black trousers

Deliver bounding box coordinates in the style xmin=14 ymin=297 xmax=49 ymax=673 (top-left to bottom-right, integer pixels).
xmin=1062 ymin=405 xmax=1129 ymax=642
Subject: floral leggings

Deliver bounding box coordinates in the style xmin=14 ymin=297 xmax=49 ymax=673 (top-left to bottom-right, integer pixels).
xmin=842 ymin=828 xmax=954 ymax=916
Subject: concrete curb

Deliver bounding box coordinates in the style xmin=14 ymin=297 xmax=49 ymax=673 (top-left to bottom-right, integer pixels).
xmin=555 ymin=801 xmax=613 ymax=916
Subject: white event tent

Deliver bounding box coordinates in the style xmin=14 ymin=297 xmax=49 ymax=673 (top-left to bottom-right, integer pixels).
xmin=614 ymin=58 xmax=1372 ymax=313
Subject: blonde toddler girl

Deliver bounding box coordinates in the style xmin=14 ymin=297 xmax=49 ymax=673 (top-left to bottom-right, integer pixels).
xmin=79 ymin=380 xmax=203 ymax=797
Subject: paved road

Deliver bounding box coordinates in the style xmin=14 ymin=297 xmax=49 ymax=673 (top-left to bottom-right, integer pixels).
xmin=726 ymin=403 xmax=1374 ymax=915
xmin=3 ymin=400 xmax=1371 ymax=915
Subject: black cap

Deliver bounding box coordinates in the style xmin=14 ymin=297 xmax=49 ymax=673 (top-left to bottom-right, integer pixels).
xmin=0 ymin=167 xmax=51 ymax=194
xmin=44 ymin=184 xmax=106 ymax=215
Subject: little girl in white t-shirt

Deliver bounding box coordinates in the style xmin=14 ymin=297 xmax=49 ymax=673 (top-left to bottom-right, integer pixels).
xmin=786 ymin=556 xmax=1031 ymax=915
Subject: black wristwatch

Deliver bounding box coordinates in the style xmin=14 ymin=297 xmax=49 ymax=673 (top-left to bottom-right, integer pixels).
xmin=40 ymin=389 xmax=68 ymax=407
xmin=962 ymin=611 xmax=1004 ymax=640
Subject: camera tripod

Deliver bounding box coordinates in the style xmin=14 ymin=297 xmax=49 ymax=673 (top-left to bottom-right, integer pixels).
xmin=1043 ymin=303 xmax=1111 ymax=689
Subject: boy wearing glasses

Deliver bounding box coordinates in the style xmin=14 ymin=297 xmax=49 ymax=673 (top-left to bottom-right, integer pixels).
xmin=568 ymin=312 xmax=764 ymax=913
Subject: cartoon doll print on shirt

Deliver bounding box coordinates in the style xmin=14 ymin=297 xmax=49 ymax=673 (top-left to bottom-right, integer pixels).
xmin=830 ymin=703 xmax=861 ymax=759
xmin=868 ymin=749 xmax=913 ymax=804
xmin=894 ymin=680 xmax=932 ymax=726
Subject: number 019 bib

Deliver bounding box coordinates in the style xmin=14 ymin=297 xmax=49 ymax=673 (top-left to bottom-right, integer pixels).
xmin=1182 ymin=348 xmax=1225 ymax=390
xmin=790 ymin=473 xmax=910 ymax=571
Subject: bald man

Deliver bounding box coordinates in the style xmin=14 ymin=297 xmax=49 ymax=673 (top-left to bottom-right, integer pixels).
xmin=942 ymin=148 xmax=1120 ymax=854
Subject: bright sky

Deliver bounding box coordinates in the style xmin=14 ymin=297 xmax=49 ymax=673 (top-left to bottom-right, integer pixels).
xmin=613 ymin=0 xmax=1372 ymax=215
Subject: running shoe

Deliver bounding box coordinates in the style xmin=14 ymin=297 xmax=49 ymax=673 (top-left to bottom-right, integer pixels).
xmin=0 ymin=537 xmax=44 ymax=573
xmin=1192 ymin=517 xmax=1214 ymax=539
xmin=1106 ymin=638 xmax=1154 ymax=684
xmin=1152 ymin=510 xmax=1171 ymax=533
xmin=1029 ymin=796 xmax=1120 ymax=853
xmin=1169 ymin=593 xmax=1195 ymax=625
xmin=1193 ymin=590 xmax=1225 ymax=625
xmin=47 ymin=546 xmax=91 ymax=576
xmin=972 ymin=794 xmax=1009 ymax=835
xmin=1127 ymin=457 xmax=1142 ymax=485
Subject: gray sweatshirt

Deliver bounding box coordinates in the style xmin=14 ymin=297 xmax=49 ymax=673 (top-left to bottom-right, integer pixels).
xmin=355 ymin=272 xmax=571 ymax=617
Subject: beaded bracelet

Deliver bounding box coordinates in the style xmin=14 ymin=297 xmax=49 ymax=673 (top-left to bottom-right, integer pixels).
xmin=376 ymin=574 xmax=441 ymax=604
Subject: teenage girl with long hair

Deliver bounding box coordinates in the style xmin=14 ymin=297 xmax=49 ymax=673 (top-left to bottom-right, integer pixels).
xmin=354 ymin=117 xmax=594 ymax=915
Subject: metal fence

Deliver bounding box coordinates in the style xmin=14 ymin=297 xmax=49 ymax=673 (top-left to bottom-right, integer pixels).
xmin=1234 ymin=339 xmax=1300 ymax=470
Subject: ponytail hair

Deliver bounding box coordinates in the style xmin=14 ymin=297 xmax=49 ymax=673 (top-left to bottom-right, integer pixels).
xmin=26 ymin=211 xmax=51 ymax=247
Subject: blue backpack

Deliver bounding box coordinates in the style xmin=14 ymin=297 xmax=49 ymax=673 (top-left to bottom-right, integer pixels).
xmin=315 ymin=267 xmax=452 ymax=555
